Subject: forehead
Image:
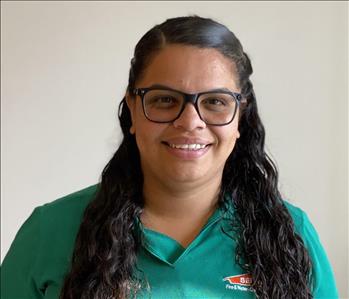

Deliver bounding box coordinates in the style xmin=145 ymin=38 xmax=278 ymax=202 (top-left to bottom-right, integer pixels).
xmin=137 ymin=44 xmax=239 ymax=93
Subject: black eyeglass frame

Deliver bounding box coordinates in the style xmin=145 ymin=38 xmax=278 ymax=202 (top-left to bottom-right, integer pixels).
xmin=132 ymin=87 xmax=243 ymax=126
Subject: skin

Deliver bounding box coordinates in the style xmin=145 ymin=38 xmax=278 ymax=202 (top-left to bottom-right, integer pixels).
xmin=126 ymin=44 xmax=241 ymax=247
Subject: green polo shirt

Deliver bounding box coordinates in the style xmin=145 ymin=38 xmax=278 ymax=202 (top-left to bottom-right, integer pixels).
xmin=1 ymin=184 xmax=339 ymax=298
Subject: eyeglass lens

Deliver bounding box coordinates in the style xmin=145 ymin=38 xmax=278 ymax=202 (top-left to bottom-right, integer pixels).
xmin=143 ymin=89 xmax=237 ymax=125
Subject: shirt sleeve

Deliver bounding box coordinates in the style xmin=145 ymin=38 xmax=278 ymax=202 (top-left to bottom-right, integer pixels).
xmin=300 ymin=211 xmax=339 ymax=299
xmin=1 ymin=207 xmax=44 ymax=299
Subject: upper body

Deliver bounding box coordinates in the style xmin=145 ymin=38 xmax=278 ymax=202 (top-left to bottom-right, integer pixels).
xmin=1 ymin=184 xmax=339 ymax=298
xmin=1 ymin=16 xmax=340 ymax=298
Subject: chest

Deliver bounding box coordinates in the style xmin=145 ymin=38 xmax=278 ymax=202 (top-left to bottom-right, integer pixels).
xmin=40 ymin=214 xmax=256 ymax=298
xmin=135 ymin=220 xmax=256 ymax=299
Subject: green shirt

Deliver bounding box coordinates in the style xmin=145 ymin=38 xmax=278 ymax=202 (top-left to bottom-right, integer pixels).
xmin=1 ymin=185 xmax=339 ymax=298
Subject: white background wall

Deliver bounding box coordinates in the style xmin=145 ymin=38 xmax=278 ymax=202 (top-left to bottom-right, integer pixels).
xmin=1 ymin=1 xmax=348 ymax=297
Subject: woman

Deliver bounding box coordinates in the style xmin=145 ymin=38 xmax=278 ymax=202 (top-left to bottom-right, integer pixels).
xmin=1 ymin=16 xmax=338 ymax=299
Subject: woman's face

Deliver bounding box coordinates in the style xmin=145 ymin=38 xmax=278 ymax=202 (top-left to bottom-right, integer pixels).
xmin=127 ymin=44 xmax=241 ymax=188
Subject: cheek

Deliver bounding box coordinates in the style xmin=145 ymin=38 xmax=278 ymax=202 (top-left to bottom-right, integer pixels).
xmin=135 ymin=122 xmax=152 ymax=150
xmin=131 ymin=103 xmax=151 ymax=137
xmin=134 ymin=119 xmax=165 ymax=153
xmin=216 ymin=122 xmax=240 ymax=148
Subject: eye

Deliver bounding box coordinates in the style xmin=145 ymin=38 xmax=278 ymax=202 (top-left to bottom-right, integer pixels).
xmin=151 ymin=95 xmax=177 ymax=105
xmin=199 ymin=94 xmax=235 ymax=113
xmin=155 ymin=96 xmax=176 ymax=104
xmin=201 ymin=97 xmax=229 ymax=110
xmin=203 ymin=98 xmax=226 ymax=106
xmin=146 ymin=95 xmax=180 ymax=109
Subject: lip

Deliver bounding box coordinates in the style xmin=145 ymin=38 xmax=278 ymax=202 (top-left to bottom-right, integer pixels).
xmin=162 ymin=137 xmax=213 ymax=160
xmin=163 ymin=137 xmax=213 ymax=146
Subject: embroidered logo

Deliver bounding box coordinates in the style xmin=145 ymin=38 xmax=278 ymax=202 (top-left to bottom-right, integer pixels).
xmin=223 ymin=273 xmax=254 ymax=292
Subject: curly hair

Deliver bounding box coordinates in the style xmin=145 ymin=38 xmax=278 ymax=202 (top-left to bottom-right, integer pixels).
xmin=59 ymin=16 xmax=313 ymax=299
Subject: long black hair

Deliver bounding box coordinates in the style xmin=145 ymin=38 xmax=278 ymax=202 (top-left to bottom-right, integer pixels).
xmin=60 ymin=16 xmax=313 ymax=299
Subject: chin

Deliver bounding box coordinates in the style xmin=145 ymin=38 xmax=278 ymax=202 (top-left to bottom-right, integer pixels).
xmin=165 ymin=167 xmax=207 ymax=184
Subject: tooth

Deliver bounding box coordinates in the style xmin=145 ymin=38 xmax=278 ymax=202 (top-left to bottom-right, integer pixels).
xmin=169 ymin=143 xmax=208 ymax=150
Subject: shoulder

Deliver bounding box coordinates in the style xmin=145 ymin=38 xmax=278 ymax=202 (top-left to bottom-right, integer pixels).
xmin=2 ymin=184 xmax=100 ymax=290
xmin=281 ymin=200 xmax=320 ymax=241
xmin=282 ymin=199 xmax=323 ymax=251
xmin=282 ymin=200 xmax=307 ymax=232
xmin=282 ymin=200 xmax=319 ymax=241
xmin=39 ymin=184 xmax=99 ymax=216
xmin=34 ymin=184 xmax=99 ymax=247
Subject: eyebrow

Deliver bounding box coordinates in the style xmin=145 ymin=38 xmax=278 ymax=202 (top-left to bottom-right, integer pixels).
xmin=145 ymin=84 xmax=234 ymax=94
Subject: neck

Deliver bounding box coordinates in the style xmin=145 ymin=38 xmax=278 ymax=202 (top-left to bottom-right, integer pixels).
xmin=141 ymin=175 xmax=221 ymax=224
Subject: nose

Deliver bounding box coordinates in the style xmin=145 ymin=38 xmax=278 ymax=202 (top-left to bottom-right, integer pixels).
xmin=172 ymin=103 xmax=206 ymax=131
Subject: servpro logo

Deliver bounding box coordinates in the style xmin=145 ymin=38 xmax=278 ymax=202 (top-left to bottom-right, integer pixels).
xmin=223 ymin=273 xmax=254 ymax=292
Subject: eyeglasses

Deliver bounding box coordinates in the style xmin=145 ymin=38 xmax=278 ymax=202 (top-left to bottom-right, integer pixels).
xmin=132 ymin=87 xmax=243 ymax=126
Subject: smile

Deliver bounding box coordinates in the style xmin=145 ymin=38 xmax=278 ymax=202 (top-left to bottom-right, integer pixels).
xmin=168 ymin=143 xmax=208 ymax=150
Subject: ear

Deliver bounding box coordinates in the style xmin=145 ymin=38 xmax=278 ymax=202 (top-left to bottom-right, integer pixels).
xmin=126 ymin=92 xmax=136 ymax=135
xmin=235 ymin=110 xmax=242 ymax=139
